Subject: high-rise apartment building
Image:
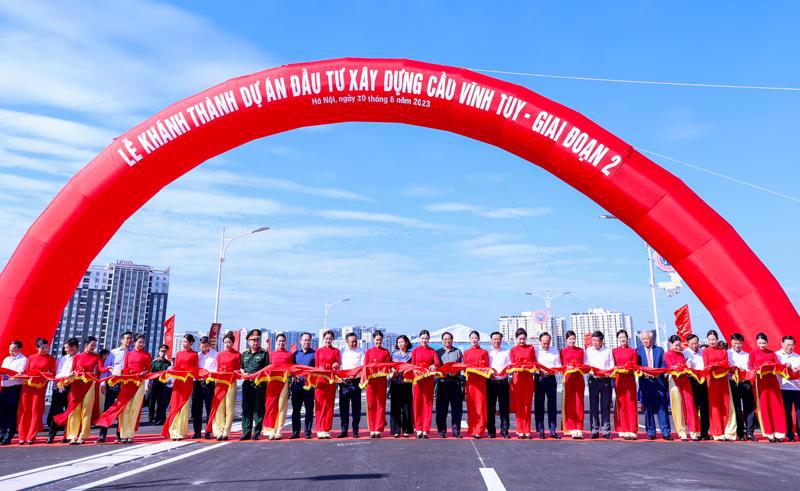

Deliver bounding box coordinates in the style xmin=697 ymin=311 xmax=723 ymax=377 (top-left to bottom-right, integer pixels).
xmin=53 ymin=260 xmax=170 ymax=355
xmin=569 ymin=308 xmax=632 ymax=349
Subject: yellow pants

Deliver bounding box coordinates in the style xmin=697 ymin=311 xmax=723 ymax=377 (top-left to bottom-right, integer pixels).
xmin=212 ymin=384 xmax=237 ymax=438
xmin=263 ymin=381 xmax=289 ymax=438
xmin=67 ymin=383 xmax=96 ymax=441
xmin=168 ymin=401 xmax=190 ymax=439
xmin=119 ymin=384 xmax=145 ymax=439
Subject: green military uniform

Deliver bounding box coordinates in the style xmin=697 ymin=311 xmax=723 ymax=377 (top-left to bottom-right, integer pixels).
xmin=241 ymin=348 xmax=269 ymax=438
xmin=148 ymin=356 xmax=172 ymax=424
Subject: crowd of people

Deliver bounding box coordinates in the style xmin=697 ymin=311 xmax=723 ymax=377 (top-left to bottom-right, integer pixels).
xmin=1 ymin=326 xmax=799 ymax=446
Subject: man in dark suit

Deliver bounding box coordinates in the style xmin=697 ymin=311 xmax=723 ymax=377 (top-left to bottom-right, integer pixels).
xmin=636 ymin=330 xmax=672 ymax=440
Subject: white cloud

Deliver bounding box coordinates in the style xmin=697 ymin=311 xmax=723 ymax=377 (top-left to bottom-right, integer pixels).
xmin=316 ymin=210 xmax=448 ymax=230
xmin=454 ymin=233 xmax=587 ymax=260
xmin=405 ymin=186 xmax=446 ymax=198
xmin=0 ymin=1 xmax=271 ymax=122
xmin=424 ymin=202 xmax=552 ymax=219
xmin=178 ymin=168 xmax=372 ymax=202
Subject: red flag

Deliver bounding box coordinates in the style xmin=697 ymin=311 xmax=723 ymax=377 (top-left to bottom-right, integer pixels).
xmin=583 ymin=331 xmax=592 ymax=348
xmin=208 ymin=323 xmax=222 ymax=347
xmin=233 ymin=330 xmax=241 ymax=351
xmin=265 ymin=337 xmax=271 ymax=353
xmin=163 ymin=315 xmax=175 ymax=359
xmin=290 ymin=342 xmax=297 ymax=353
xmin=674 ymin=305 xmax=692 ymax=349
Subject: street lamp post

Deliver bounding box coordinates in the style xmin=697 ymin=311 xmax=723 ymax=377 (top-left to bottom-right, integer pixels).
xmin=213 ymin=226 xmax=270 ymax=324
xmin=323 ymin=298 xmax=350 ymax=331
xmin=599 ymin=214 xmax=664 ymax=348
xmin=525 ymin=290 xmax=572 ymax=325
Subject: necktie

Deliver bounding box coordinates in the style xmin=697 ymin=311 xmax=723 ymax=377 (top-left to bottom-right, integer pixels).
xmin=647 ymin=348 xmax=653 ymax=368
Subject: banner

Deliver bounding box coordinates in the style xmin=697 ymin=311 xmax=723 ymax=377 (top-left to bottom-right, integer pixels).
xmin=163 ymin=314 xmax=175 ymax=359
xmin=233 ymin=330 xmax=241 ymax=351
xmin=0 ymin=58 xmax=797 ymax=354
xmin=674 ymin=305 xmax=692 ymax=349
xmin=208 ymin=322 xmax=221 ymax=348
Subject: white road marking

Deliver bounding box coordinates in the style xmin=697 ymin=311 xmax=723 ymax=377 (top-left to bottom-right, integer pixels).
xmin=0 ymin=445 xmax=149 ymax=481
xmin=69 ymin=442 xmax=229 ymax=490
xmin=0 ymin=441 xmax=193 ymax=489
xmin=479 ymin=468 xmax=508 ymax=491
xmin=471 ymin=440 xmax=507 ymax=491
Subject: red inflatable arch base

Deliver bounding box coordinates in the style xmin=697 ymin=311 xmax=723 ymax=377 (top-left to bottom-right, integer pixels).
xmin=0 ymin=58 xmax=797 ymax=351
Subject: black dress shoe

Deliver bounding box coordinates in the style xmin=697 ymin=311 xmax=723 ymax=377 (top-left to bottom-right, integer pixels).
xmin=289 ymin=432 xmax=300 ymax=439
xmin=421 ymin=433 xmax=429 ymax=439
xmin=205 ymin=432 xmax=212 ymax=439
xmin=603 ymin=433 xmax=612 ymax=440
xmin=590 ymin=433 xmax=599 ymax=439
xmin=252 ymin=434 xmax=260 ymax=441
xmin=747 ymin=434 xmax=758 ymax=441
xmin=305 ymin=432 xmax=312 ymax=439
xmin=501 ymin=432 xmax=510 ymax=439
xmin=439 ymin=432 xmax=447 ymax=438
xmin=454 ymin=432 xmax=463 ymax=438
xmin=647 ymin=435 xmax=656 ymax=440
xmin=787 ymin=435 xmax=796 ymax=442
xmin=352 ymin=433 xmax=360 ymax=438
xmin=192 ymin=433 xmax=201 ymax=439
xmin=416 ymin=433 xmax=423 ymax=439
xmin=336 ymin=432 xmax=348 ymax=439
xmin=239 ymin=434 xmax=251 ymax=441
xmin=96 ymin=436 xmax=106 ymax=443
xmin=538 ymin=432 xmax=546 ymax=439
xmin=663 ymin=434 xmax=674 ymax=441
xmin=61 ymin=438 xmax=69 ymax=444
xmin=550 ymin=433 xmax=561 ymax=439
xmin=488 ymin=433 xmax=496 ymax=438
xmin=46 ymin=436 xmax=55 ymax=444
xmin=216 ymin=435 xmax=223 ymax=441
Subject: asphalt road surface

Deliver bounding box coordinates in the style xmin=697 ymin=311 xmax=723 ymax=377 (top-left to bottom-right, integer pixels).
xmin=1 ymin=393 xmax=797 ymax=490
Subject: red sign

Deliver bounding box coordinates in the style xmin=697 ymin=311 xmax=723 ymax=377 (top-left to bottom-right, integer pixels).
xmin=208 ymin=323 xmax=221 ymax=348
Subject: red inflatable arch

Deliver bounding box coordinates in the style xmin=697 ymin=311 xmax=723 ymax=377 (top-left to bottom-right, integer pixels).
xmin=0 ymin=58 xmax=797 ymax=351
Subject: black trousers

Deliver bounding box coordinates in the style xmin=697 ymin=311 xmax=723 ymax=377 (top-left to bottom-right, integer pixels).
xmin=48 ymin=387 xmax=70 ymax=437
xmin=339 ymin=380 xmax=361 ymax=433
xmin=290 ymin=381 xmax=314 ymax=435
xmin=241 ymin=380 xmax=265 ymax=437
xmin=486 ymin=378 xmax=510 ymax=436
xmin=782 ymin=390 xmax=800 ymax=439
xmin=99 ymin=383 xmax=121 ymax=437
xmin=588 ymin=376 xmax=612 ymax=435
xmin=191 ymin=380 xmax=215 ymax=435
xmin=729 ymin=380 xmax=756 ymax=437
xmin=534 ymin=374 xmax=558 ymax=433
xmin=0 ymin=385 xmax=22 ymax=441
xmin=148 ymin=380 xmax=170 ymax=424
xmin=690 ymin=378 xmax=710 ymax=438
xmin=390 ymin=382 xmax=413 ymax=435
xmin=436 ymin=377 xmax=463 ymax=434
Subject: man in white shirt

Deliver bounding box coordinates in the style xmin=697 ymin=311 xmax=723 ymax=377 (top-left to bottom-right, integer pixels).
xmin=487 ymin=332 xmax=511 ymax=438
xmin=1 ymin=339 xmax=28 ymax=444
xmin=727 ymin=332 xmax=755 ymax=440
xmin=534 ymin=332 xmax=562 ymax=439
xmin=46 ymin=337 xmax=80 ymax=444
xmin=98 ymin=331 xmax=133 ymax=442
xmin=777 ymin=335 xmax=800 ymax=442
xmin=193 ymin=336 xmax=218 ymax=439
xmin=584 ymin=331 xmax=615 ymax=439
xmin=338 ymin=333 xmax=365 ymax=438
xmin=683 ymin=334 xmax=710 ymax=439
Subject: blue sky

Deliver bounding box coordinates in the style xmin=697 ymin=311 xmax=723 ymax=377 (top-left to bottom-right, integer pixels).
xmin=1 ymin=1 xmax=798 ymax=337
